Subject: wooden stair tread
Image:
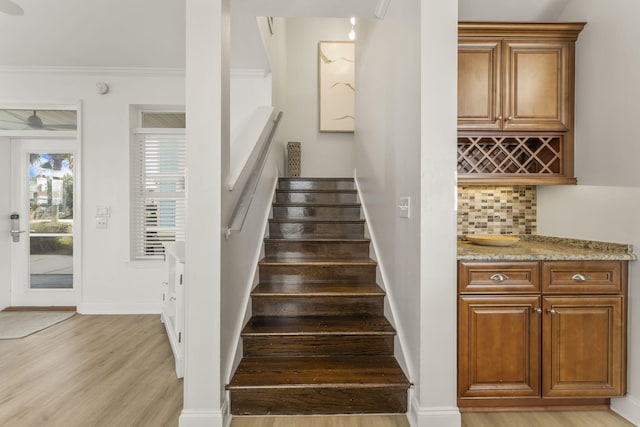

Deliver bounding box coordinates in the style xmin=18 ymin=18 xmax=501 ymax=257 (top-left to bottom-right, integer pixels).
xmin=242 ymin=315 xmax=395 ymax=336
xmin=260 ymin=258 xmax=376 ymax=266
xmin=276 ymin=189 xmax=357 ymax=193
xmin=269 ymin=218 xmax=365 ymax=223
xmin=264 ymin=238 xmax=369 ymax=243
xmin=252 ymin=282 xmax=385 ymax=296
xmin=227 ymin=356 xmax=409 ymax=389
xmin=272 ymin=202 xmax=361 ymax=207
xmin=279 ymin=178 xmax=353 ymax=181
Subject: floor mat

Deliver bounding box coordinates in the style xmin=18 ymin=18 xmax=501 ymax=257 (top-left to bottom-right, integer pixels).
xmin=0 ymin=311 xmax=76 ymax=339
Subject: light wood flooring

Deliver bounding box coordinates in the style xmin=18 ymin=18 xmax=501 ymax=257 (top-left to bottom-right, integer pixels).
xmin=0 ymin=314 xmax=635 ymax=427
xmin=0 ymin=314 xmax=182 ymax=427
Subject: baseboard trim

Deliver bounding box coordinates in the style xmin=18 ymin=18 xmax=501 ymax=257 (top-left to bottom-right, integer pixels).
xmin=179 ymin=409 xmax=224 ymax=427
xmin=611 ymin=394 xmax=640 ymax=426
xmin=409 ymin=396 xmax=460 ymax=427
xmin=77 ymin=303 xmax=161 ymax=314
xmin=2 ymin=306 xmax=76 ymax=312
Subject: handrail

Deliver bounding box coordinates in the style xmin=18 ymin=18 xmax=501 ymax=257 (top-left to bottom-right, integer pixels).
xmin=224 ymin=110 xmax=282 ymax=239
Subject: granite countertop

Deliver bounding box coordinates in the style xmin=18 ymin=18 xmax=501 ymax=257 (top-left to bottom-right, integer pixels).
xmin=458 ymin=235 xmax=637 ymax=261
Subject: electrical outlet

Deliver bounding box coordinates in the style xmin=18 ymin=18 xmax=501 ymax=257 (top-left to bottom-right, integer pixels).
xmin=96 ymin=216 xmax=108 ymax=229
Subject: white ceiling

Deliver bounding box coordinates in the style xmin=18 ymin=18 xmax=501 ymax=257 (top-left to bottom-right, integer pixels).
xmin=0 ymin=0 xmax=571 ymax=69
xmin=0 ymin=0 xmax=186 ymax=68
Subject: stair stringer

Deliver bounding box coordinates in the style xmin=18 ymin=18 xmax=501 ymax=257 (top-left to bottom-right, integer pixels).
xmin=353 ymin=174 xmax=415 ymax=387
xmin=222 ymin=173 xmax=279 ymax=405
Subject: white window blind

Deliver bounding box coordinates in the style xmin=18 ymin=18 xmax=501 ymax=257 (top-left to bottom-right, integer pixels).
xmin=132 ymin=131 xmax=186 ymax=260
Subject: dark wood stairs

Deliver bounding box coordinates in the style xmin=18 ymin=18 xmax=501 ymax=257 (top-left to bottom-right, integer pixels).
xmin=227 ymin=177 xmax=410 ymax=415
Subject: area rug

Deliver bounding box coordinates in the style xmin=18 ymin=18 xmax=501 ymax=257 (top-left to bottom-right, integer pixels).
xmin=0 ymin=311 xmax=76 ymax=339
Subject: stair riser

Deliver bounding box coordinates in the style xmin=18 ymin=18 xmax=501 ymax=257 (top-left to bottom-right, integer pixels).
xmin=259 ymin=264 xmax=376 ymax=284
xmin=229 ymin=388 xmax=408 ymax=415
xmin=269 ymin=222 xmax=364 ymax=239
xmin=252 ymin=296 xmax=384 ymax=317
xmin=264 ymin=241 xmax=369 ymax=260
xmin=272 ymin=206 xmax=360 ymax=219
xmin=276 ymin=192 xmax=358 ymax=204
xmin=242 ymin=335 xmax=394 ymax=357
xmin=279 ymin=180 xmax=355 ymax=191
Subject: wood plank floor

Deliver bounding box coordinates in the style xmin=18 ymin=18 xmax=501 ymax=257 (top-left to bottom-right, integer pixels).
xmin=0 ymin=314 xmax=635 ymax=427
xmin=232 ymin=411 xmax=634 ymax=427
xmin=0 ymin=314 xmax=182 ymax=427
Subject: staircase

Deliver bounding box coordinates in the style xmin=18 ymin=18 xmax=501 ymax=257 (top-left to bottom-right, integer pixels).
xmin=227 ymin=177 xmax=410 ymax=415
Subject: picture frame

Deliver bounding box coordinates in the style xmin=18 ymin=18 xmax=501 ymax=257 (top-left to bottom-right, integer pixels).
xmin=318 ymin=41 xmax=355 ymax=133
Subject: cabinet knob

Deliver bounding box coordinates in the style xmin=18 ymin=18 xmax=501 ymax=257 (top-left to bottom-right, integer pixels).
xmin=507 ymin=116 xmax=513 ymax=121
xmin=490 ymin=273 xmax=509 ymax=282
xmin=571 ymin=273 xmax=589 ymax=282
xmin=547 ymin=308 xmax=557 ymax=314
xmin=533 ymin=307 xmax=542 ymax=314
xmin=496 ymin=115 xmax=503 ymax=121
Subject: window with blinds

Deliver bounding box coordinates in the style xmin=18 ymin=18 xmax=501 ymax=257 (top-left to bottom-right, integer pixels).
xmin=131 ymin=112 xmax=185 ymax=260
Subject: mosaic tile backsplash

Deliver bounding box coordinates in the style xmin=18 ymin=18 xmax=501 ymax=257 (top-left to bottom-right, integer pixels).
xmin=458 ymin=186 xmax=537 ymax=236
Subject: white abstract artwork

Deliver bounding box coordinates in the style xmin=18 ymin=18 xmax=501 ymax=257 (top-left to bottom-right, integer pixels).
xmin=318 ymin=41 xmax=355 ymax=132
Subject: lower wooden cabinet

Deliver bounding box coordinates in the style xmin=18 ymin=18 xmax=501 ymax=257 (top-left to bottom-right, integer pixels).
xmin=543 ymin=296 xmax=625 ymax=397
xmin=458 ymin=296 xmax=540 ymax=398
xmin=458 ymin=260 xmax=628 ymax=408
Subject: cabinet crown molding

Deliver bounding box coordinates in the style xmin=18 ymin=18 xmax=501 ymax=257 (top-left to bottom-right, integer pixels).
xmin=459 ymin=21 xmax=586 ymax=39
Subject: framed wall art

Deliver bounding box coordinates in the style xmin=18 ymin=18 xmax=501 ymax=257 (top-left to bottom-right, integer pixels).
xmin=318 ymin=41 xmax=355 ymax=132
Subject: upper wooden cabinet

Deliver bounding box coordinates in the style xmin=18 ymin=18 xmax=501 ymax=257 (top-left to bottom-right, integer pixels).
xmin=458 ymin=22 xmax=585 ymax=185
xmin=458 ymin=37 xmax=572 ymax=131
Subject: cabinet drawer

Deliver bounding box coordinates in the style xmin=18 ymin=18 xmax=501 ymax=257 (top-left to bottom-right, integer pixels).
xmin=459 ymin=262 xmax=540 ymax=293
xmin=542 ymin=261 xmax=623 ymax=294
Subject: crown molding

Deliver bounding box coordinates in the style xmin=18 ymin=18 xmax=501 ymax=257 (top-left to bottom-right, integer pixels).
xmin=0 ymin=65 xmax=185 ymax=77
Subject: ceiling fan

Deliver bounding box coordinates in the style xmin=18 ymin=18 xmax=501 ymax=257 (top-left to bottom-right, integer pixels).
xmin=0 ymin=110 xmax=77 ymax=130
xmin=0 ymin=0 xmax=23 ymax=16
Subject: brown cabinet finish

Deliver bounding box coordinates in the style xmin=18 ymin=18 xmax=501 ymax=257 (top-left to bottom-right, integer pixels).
xmin=458 ymin=39 xmax=502 ymax=130
xmin=503 ymin=40 xmax=571 ymax=131
xmin=458 ymin=295 xmax=541 ymax=398
xmin=542 ymin=261 xmax=624 ymax=294
xmin=458 ymin=38 xmax=571 ymax=131
xmin=458 ymin=22 xmax=584 ymax=185
xmin=458 ymin=259 xmax=628 ymax=409
xmin=542 ymin=296 xmax=625 ymax=397
xmin=459 ymin=261 xmax=539 ymax=293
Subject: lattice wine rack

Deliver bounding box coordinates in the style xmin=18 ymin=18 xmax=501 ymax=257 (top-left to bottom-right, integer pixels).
xmin=457 ymin=135 xmax=565 ymax=175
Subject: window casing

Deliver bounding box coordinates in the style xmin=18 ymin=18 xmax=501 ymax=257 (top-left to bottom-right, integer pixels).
xmin=131 ymin=110 xmax=185 ymax=260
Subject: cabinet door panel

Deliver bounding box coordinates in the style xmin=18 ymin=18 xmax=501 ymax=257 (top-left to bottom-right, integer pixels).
xmin=459 ymin=296 xmax=540 ymax=398
xmin=542 ymin=296 xmax=625 ymax=397
xmin=503 ymin=41 xmax=571 ymax=131
xmin=458 ymin=39 xmax=502 ymax=130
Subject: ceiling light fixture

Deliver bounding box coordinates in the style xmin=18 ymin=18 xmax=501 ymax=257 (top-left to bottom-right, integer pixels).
xmin=348 ymin=17 xmax=356 ymax=41
xmin=0 ymin=0 xmax=24 ymax=16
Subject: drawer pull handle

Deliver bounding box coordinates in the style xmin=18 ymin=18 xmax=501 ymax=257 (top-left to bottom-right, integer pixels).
xmin=490 ymin=273 xmax=509 ymax=282
xmin=571 ymin=273 xmax=589 ymax=282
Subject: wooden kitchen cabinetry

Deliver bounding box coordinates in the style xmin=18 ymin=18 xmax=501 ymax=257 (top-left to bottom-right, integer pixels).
xmin=458 ymin=260 xmax=627 ymax=409
xmin=458 ymin=22 xmax=585 ymax=184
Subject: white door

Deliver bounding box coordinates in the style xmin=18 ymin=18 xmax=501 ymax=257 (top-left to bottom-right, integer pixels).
xmin=11 ymin=139 xmax=78 ymax=306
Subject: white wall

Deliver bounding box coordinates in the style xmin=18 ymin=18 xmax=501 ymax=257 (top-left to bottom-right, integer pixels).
xmin=181 ymin=0 xmax=227 ymax=425
xmin=538 ymin=1 xmax=640 ymax=424
xmin=0 ymin=67 xmax=185 ymax=313
xmin=281 ymin=18 xmax=355 ymax=177
xmin=355 ymin=0 xmax=459 ymax=425
xmin=0 ymin=137 xmax=10 ymax=310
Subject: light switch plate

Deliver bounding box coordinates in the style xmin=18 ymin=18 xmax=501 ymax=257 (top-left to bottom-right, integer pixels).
xmin=398 ymin=197 xmax=410 ymax=219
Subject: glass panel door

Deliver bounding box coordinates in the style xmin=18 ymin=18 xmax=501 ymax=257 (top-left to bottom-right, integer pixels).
xmin=28 ymin=152 xmax=74 ymax=289
xmin=11 ymin=139 xmax=78 ymax=307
